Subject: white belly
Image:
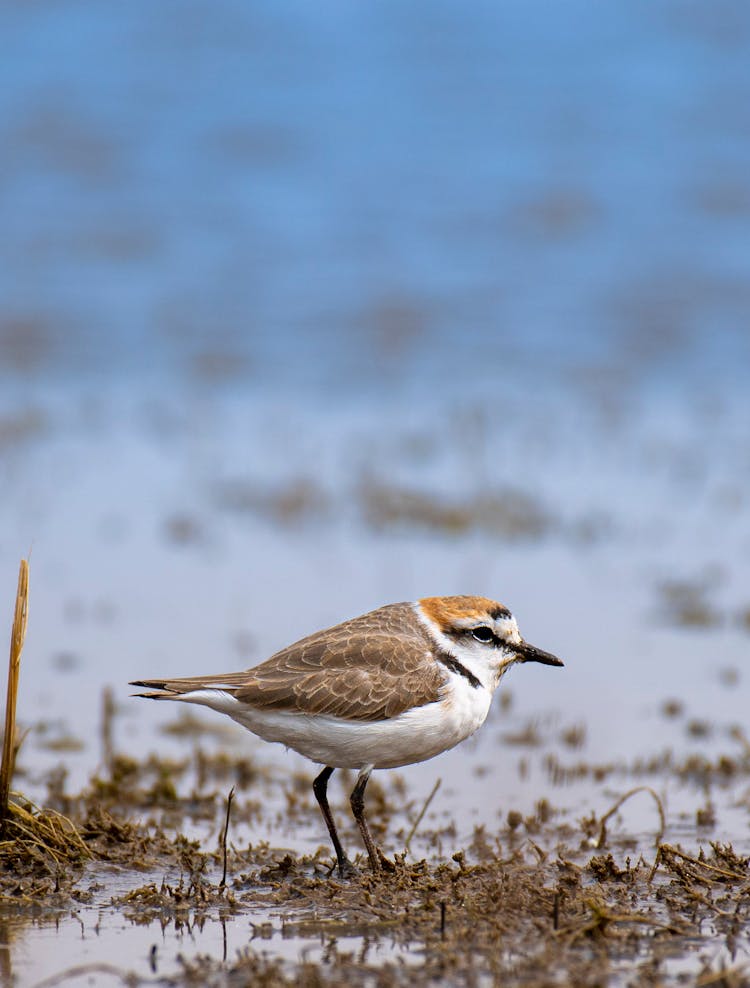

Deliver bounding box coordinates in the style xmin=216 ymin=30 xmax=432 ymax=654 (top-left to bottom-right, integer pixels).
xmin=178 ymin=685 xmax=492 ymax=770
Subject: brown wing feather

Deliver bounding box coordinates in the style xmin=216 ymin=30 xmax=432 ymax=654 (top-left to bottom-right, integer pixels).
xmin=234 ymin=602 xmax=444 ymax=720
xmin=131 ymin=603 xmax=445 ymax=721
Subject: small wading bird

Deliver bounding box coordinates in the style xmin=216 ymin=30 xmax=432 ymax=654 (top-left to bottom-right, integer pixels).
xmin=131 ymin=596 xmax=563 ymax=877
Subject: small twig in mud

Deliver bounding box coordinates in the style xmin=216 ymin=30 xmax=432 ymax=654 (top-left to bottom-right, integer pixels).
xmin=559 ymin=896 xmax=690 ymax=944
xmin=647 ymin=845 xmax=662 ymax=884
xmin=527 ymin=840 xmax=547 ymax=863
xmin=695 ymin=964 xmax=749 ymax=988
xmin=655 ymin=843 xmax=748 ymax=884
xmin=404 ymin=778 xmax=441 ymax=854
xmin=1 ymin=559 xmax=29 ymax=831
xmin=28 ymin=962 xmax=138 ymax=988
xmin=729 ymin=725 xmax=750 ymax=758
xmin=101 ymin=686 xmax=115 ymax=777
xmin=684 ymin=886 xmax=737 ymax=919
xmin=219 ymin=786 xmax=235 ymax=888
xmin=595 ymin=786 xmax=665 ymax=849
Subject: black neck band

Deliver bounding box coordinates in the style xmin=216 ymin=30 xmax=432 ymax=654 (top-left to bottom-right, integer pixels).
xmin=435 ymin=649 xmax=482 ymax=690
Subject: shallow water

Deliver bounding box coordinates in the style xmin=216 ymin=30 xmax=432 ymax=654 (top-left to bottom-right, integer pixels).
xmin=3 ymin=378 xmax=750 ymax=984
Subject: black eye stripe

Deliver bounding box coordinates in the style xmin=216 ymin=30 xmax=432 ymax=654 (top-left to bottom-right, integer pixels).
xmin=444 ymin=625 xmax=505 ymax=647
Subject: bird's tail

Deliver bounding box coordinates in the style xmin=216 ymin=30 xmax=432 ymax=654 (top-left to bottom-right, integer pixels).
xmin=129 ymin=672 xmax=248 ymax=699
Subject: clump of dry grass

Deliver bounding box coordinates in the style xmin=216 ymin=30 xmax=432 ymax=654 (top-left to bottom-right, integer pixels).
xmin=0 ymin=797 xmax=92 ymax=879
xmin=0 ymin=559 xmax=93 ymax=881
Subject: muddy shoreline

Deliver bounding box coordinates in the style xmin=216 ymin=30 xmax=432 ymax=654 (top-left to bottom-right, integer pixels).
xmin=3 ymin=735 xmax=749 ymax=987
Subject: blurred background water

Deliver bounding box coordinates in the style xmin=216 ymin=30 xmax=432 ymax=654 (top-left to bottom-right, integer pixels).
xmin=1 ymin=0 xmax=750 ymax=843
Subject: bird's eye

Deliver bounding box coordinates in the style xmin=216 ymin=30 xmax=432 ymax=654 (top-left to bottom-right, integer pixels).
xmin=472 ymin=626 xmax=495 ymax=644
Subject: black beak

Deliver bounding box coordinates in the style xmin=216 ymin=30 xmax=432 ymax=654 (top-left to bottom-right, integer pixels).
xmin=515 ymin=641 xmax=564 ymax=667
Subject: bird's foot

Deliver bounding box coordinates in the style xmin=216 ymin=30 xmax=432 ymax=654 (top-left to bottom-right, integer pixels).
xmin=330 ymin=856 xmax=359 ymax=880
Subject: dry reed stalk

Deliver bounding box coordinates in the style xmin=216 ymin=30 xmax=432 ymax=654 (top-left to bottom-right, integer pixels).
xmin=404 ymin=778 xmax=442 ymax=854
xmin=0 ymin=559 xmax=29 ymax=829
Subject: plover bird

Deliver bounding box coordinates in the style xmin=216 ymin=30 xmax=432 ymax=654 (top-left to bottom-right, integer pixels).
xmin=131 ymin=596 xmax=562 ymax=876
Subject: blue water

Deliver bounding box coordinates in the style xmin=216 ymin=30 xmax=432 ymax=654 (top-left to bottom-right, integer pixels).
xmin=1 ymin=0 xmax=749 ymax=396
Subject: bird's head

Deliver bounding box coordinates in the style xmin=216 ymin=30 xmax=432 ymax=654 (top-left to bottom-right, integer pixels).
xmin=417 ymin=594 xmax=563 ymax=690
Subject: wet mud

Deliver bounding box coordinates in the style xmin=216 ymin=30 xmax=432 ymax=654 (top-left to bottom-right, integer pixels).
xmin=2 ymin=736 xmax=749 ymax=987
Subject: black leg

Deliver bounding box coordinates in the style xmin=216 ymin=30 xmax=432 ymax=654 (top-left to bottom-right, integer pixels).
xmin=312 ymin=766 xmax=355 ymax=878
xmin=350 ymin=768 xmax=380 ymax=873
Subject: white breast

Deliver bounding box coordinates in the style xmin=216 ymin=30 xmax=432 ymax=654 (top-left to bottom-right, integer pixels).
xmin=175 ymin=682 xmax=492 ymax=771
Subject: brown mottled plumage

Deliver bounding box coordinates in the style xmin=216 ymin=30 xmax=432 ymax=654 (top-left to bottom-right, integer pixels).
xmin=133 ymin=602 xmax=444 ymax=721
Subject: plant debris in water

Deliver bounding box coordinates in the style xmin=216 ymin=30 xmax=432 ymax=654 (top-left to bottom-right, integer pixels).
xmin=1 ymin=746 xmax=749 ymax=987
xmin=3 ymin=560 xmax=750 ymax=986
